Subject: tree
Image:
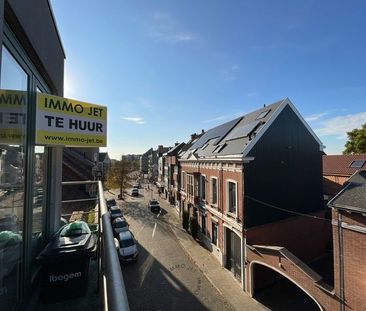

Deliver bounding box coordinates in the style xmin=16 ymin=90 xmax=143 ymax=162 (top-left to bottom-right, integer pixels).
xmin=343 ymin=123 xmax=366 ymax=154
xmin=106 ymin=158 xmax=132 ymax=198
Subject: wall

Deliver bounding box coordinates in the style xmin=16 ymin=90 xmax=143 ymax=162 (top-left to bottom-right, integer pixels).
xmin=247 ymin=210 xmax=331 ymax=262
xmin=332 ymin=210 xmax=366 ymax=311
xmin=7 ymin=0 xmax=64 ymax=94
xmin=246 ymin=247 xmax=339 ymax=311
xmin=245 ymin=105 xmax=324 ymax=228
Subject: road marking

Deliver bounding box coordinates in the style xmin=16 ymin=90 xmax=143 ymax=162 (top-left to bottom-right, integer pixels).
xmin=152 ymin=222 xmax=157 ymax=238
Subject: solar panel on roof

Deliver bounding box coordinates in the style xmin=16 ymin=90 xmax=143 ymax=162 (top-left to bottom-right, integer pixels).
xmin=190 ymin=117 xmax=241 ymax=149
xmin=224 ymin=121 xmax=260 ymax=141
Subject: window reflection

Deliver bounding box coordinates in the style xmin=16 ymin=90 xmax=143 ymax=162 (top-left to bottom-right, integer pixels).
xmin=0 ymin=44 xmax=28 ymax=310
xmin=31 ymin=146 xmax=45 ymax=267
xmin=1 ymin=46 xmax=27 ymax=91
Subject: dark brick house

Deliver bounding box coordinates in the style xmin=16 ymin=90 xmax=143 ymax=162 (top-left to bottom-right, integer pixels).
xmin=179 ymin=98 xmax=328 ymax=291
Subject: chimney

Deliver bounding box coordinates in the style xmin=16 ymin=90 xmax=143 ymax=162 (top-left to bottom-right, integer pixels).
xmin=201 ymin=129 xmax=205 ymax=134
xmin=190 ymin=133 xmax=198 ymax=140
xmin=175 ymin=142 xmax=179 ymax=146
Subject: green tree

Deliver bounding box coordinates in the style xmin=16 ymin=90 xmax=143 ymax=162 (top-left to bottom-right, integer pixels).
xmin=344 ymin=123 xmax=366 ymax=154
xmin=106 ymin=158 xmax=132 ymax=198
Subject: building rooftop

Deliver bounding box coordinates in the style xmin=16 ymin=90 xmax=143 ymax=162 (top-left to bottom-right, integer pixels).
xmin=180 ymin=98 xmax=321 ymax=160
xmin=328 ymin=171 xmax=366 ymax=213
xmin=323 ymin=154 xmax=366 ymax=176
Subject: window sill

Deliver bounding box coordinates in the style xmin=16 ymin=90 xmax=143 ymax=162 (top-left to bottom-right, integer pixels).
xmin=226 ymin=211 xmax=237 ymax=219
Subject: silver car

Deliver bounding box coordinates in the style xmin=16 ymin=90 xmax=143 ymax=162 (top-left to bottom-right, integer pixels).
xmin=115 ymin=230 xmax=138 ymax=262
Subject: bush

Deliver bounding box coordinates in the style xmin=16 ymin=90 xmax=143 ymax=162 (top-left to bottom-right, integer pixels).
xmin=189 ymin=216 xmax=198 ymax=240
xmin=182 ymin=211 xmax=189 ymax=230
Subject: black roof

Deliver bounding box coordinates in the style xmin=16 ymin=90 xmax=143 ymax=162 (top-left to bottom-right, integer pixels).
xmin=328 ymin=171 xmax=366 ymax=213
xmin=180 ymin=99 xmax=286 ymax=159
xmin=166 ymin=142 xmax=186 ymax=156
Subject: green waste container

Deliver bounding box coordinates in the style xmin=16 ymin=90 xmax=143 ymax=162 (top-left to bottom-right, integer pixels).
xmin=37 ymin=221 xmax=97 ymax=302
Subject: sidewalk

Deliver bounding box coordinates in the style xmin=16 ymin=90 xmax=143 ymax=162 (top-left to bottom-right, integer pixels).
xmin=158 ymin=196 xmax=265 ymax=311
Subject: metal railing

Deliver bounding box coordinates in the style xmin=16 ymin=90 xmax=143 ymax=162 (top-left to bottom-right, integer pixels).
xmin=61 ymin=180 xmax=130 ymax=311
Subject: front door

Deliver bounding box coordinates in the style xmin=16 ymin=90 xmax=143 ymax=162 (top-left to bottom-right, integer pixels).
xmin=226 ymin=228 xmax=241 ymax=281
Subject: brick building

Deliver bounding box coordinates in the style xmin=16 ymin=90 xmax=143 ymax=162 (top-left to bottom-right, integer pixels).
xmin=328 ymin=171 xmax=366 ymax=311
xmin=323 ymin=154 xmax=366 ymax=200
xmin=179 ymin=98 xmax=327 ymax=290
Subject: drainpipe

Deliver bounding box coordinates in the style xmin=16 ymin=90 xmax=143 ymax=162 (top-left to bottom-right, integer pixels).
xmin=241 ymin=163 xmax=245 ymax=291
xmin=219 ymin=162 xmax=224 ymax=264
xmin=337 ymin=212 xmax=345 ymax=311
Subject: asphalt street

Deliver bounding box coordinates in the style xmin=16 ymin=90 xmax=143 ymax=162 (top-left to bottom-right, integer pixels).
xmin=107 ymin=184 xmax=234 ymax=311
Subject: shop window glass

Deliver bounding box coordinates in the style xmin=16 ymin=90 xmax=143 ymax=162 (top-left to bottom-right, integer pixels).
xmin=0 ymin=45 xmax=28 ymax=310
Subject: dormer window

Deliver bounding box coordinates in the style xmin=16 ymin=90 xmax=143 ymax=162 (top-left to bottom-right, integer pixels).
xmin=350 ymin=160 xmax=365 ymax=168
xmin=213 ymin=144 xmax=226 ymax=153
xmin=256 ymin=110 xmax=270 ymax=120
xmin=201 ymin=143 xmax=209 ymax=150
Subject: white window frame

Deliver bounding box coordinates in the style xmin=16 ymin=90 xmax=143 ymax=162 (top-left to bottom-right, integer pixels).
xmin=181 ymin=171 xmax=186 ymax=190
xmin=187 ymin=174 xmax=194 ymax=196
xmin=226 ymin=179 xmax=238 ymax=218
xmin=210 ymin=177 xmax=218 ymax=206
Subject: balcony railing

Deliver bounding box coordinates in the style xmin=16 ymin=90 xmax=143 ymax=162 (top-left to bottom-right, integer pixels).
xmin=61 ymin=180 xmax=130 ymax=311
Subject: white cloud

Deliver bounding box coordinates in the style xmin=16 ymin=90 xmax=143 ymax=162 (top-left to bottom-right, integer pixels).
xmin=223 ymin=65 xmax=240 ymax=81
xmin=304 ymin=112 xmax=328 ymax=122
xmin=150 ymin=11 xmax=195 ymax=44
xmin=314 ymin=112 xmax=366 ymax=138
xmin=122 ymin=117 xmax=145 ymax=124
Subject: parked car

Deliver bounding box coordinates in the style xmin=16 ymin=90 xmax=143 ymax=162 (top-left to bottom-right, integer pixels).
xmin=132 ymin=183 xmax=140 ymax=189
xmin=114 ymin=230 xmax=138 ymax=262
xmin=148 ymin=199 xmax=160 ymax=213
xmin=106 ymin=199 xmax=117 ymax=209
xmin=109 ymin=205 xmax=123 ymax=221
xmin=112 ymin=217 xmax=129 ymax=235
xmin=131 ymin=188 xmax=139 ymax=197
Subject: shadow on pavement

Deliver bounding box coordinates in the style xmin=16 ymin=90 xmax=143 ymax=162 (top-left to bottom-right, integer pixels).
xmin=122 ymin=239 xmax=209 ymax=311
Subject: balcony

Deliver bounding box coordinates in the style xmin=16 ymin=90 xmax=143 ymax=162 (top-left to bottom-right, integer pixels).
xmin=38 ymin=180 xmax=130 ymax=311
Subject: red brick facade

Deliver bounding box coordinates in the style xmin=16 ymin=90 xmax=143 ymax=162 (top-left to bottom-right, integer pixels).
xmin=332 ymin=210 xmax=366 ymax=311
xmin=247 ymin=210 xmax=331 ymax=262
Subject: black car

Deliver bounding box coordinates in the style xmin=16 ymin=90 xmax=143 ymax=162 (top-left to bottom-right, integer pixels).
xmin=106 ymin=199 xmax=117 ymax=209
xmin=109 ymin=206 xmax=123 ymax=221
xmin=148 ymin=199 xmax=161 ymax=213
xmin=131 ymin=188 xmax=139 ymax=197
xmin=112 ymin=217 xmax=129 ymax=235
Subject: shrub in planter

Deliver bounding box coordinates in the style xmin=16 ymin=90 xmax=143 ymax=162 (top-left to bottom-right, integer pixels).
xmin=182 ymin=211 xmax=189 ymax=230
xmin=189 ymin=216 xmax=198 ymax=240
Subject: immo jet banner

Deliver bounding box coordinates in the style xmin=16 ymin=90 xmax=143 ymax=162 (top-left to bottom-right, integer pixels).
xmin=36 ymin=94 xmax=107 ymax=147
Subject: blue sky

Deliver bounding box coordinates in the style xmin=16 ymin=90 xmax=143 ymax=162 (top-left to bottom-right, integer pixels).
xmin=50 ymin=0 xmax=366 ymax=159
